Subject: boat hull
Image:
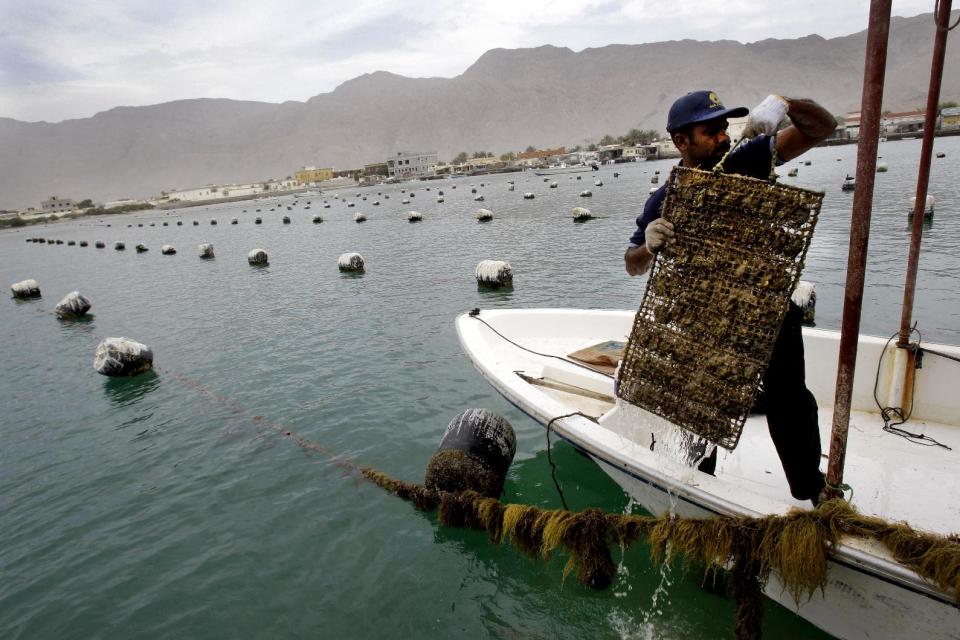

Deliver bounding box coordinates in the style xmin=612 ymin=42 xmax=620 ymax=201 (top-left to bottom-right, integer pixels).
xmin=456 ymin=308 xmax=960 ymax=640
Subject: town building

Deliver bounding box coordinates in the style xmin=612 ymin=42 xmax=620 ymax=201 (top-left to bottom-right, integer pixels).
xmin=516 ymin=147 xmax=566 ymax=167
xmin=41 ymin=196 xmax=74 ymax=213
xmin=295 ymin=167 xmax=333 ymax=185
xmin=843 ymin=112 xmax=861 ymax=140
xmin=881 ymin=110 xmax=925 ymax=134
xmin=940 ymin=106 xmax=960 ymax=130
xmin=387 ymin=151 xmax=438 ymax=179
xmin=363 ymin=162 xmax=389 ymax=178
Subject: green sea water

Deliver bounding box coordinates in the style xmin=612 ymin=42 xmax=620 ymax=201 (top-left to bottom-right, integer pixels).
xmin=2 ymin=137 xmax=958 ymax=639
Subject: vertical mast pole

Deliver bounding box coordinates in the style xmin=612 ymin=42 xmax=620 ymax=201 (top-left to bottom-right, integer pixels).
xmin=898 ymin=0 xmax=953 ymax=346
xmin=826 ymin=0 xmax=892 ymax=493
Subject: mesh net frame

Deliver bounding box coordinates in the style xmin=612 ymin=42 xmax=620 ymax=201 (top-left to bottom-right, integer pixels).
xmin=616 ymin=165 xmax=824 ymax=449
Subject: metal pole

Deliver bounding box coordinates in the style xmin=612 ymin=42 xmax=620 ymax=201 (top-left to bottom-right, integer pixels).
xmin=826 ymin=0 xmax=892 ymax=493
xmin=898 ymin=0 xmax=953 ymax=346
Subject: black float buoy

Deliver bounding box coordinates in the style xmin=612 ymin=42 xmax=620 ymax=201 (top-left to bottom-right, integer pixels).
xmin=424 ymin=409 xmax=517 ymax=498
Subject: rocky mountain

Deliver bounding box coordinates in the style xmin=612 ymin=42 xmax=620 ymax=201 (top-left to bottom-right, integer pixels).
xmin=2 ymin=10 xmax=957 ymax=209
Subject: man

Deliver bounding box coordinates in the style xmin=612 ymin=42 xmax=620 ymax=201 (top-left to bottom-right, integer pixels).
xmin=623 ymin=90 xmax=836 ymax=505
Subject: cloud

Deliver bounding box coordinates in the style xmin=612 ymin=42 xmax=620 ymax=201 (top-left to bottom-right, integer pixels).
xmin=0 ymin=0 xmax=936 ymax=122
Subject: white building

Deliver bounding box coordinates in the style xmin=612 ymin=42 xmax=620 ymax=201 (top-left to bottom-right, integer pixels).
xmin=386 ymin=151 xmax=438 ymax=179
xmin=163 ymin=179 xmax=298 ymax=203
xmin=41 ymin=196 xmax=74 ymax=212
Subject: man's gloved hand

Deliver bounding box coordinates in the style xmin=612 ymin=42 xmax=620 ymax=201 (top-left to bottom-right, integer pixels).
xmin=644 ymin=218 xmax=675 ymax=254
xmin=741 ymin=94 xmax=789 ymax=139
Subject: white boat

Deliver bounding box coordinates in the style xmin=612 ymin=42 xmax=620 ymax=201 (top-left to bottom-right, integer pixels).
xmin=456 ymin=308 xmax=960 ymax=640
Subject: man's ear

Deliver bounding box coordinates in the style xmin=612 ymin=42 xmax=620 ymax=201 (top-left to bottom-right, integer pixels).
xmin=672 ymin=132 xmax=688 ymax=152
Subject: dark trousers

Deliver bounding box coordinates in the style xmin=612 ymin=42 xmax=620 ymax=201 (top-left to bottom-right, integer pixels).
xmin=763 ymin=303 xmax=825 ymax=501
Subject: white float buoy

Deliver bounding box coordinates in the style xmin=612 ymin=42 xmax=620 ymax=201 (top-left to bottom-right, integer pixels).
xmin=373 ymin=201 xmax=380 ymax=206
xmin=791 ymin=280 xmax=817 ymax=326
xmin=475 ymin=260 xmax=513 ymax=288
xmin=437 ymin=197 xmax=444 ymax=203
xmin=910 ymin=195 xmax=935 ymax=219
xmin=594 ymin=180 xmax=603 ymax=187
xmin=571 ymin=207 xmax=593 ymax=222
xmin=348 ymin=202 xmax=356 ymax=208
xmin=580 ymin=190 xmax=593 ymax=198
xmin=876 ymin=162 xmax=888 ymax=173
xmin=407 ymin=211 xmax=422 ymax=222
xmin=199 ymin=243 xmax=215 ymax=259
xmin=247 ymin=248 xmax=268 ymax=265
xmin=804 ymin=160 xmax=812 ymax=166
xmin=255 ymin=217 xmax=262 ymax=224
xmin=231 ymin=218 xmax=238 ymax=224
xmin=651 ymin=176 xmax=659 ymax=184
xmin=115 ymin=242 xmax=126 ymax=251
xmin=649 ymin=187 xmax=657 ymax=194
xmin=10 ymin=279 xmax=41 ymax=299
xmin=338 ymin=252 xmax=365 ymax=272
xmin=508 ymin=185 xmax=515 ymax=191
xmin=474 ymin=195 xmax=485 ymax=202
xmin=401 ymin=199 xmax=410 ymax=205
xmin=550 ymin=181 xmax=558 ymax=188
xmin=135 ymin=244 xmax=148 ymax=253
xmin=55 ymin=291 xmax=92 ymax=318
xmin=94 ymin=337 xmax=153 ymax=377
xmin=476 ymin=208 xmax=493 ymax=222
xmin=787 ymin=168 xmax=799 ymax=177
xmin=161 ymin=245 xmax=177 ymax=255
xmin=354 ymin=212 xmax=367 ymax=222
xmin=936 ymin=151 xmax=946 ymax=158
xmin=523 ymin=193 xmax=535 ymax=199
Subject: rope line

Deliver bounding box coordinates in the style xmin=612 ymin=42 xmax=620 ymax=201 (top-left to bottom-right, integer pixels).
xmin=544 ymin=411 xmax=596 ymax=510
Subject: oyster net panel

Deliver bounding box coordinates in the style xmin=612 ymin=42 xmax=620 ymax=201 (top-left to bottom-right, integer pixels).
xmin=616 ymin=166 xmax=823 ymax=449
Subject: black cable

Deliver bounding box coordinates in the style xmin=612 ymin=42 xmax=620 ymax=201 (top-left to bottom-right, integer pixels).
xmin=544 ymin=411 xmax=594 ymax=511
xmin=872 ymin=327 xmax=952 ymax=450
xmin=467 ymin=309 xmax=615 ymax=379
xmin=920 ymin=346 xmax=960 ymax=364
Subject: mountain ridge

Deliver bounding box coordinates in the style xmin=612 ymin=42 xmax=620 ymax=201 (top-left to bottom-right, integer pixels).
xmin=1 ymin=10 xmax=957 ymax=209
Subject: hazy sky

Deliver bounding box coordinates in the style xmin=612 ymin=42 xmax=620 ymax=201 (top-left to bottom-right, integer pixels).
xmin=0 ymin=0 xmax=936 ymax=123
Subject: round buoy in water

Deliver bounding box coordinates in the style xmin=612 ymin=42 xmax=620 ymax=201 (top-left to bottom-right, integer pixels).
xmin=55 ymin=291 xmax=92 ymax=319
xmin=438 ymin=190 xmax=444 ymax=196
xmin=475 ymin=259 xmax=511 ymax=287
xmin=580 ymin=190 xmax=593 ymax=197
xmin=176 ymin=220 xmax=183 ymax=226
xmin=338 ymin=252 xmax=364 ymax=272
xmin=354 ymin=212 xmax=367 ymax=223
xmin=792 ymin=280 xmax=817 ymax=326
xmin=115 ymin=242 xmax=126 ymax=251
xmin=161 ymin=245 xmax=176 ymax=255
xmin=94 ymin=337 xmax=153 ymax=377
xmin=876 ymin=162 xmax=888 ymax=173
xmin=210 ymin=219 xmax=217 ymax=225
xmin=231 ymin=218 xmax=238 ymax=225
xmin=348 ymin=202 xmax=356 ymax=208
xmin=10 ymin=279 xmax=41 ymax=299
xmin=471 ymin=188 xmax=477 ymax=194
xmin=508 ymin=185 xmax=515 ymax=191
xmin=550 ymin=181 xmax=558 ymax=188
xmin=373 ymin=201 xmax=380 ymax=206
xmin=594 ymin=180 xmax=603 ymax=186
xmin=282 ymin=216 xmax=291 ymax=224
xmin=135 ymin=244 xmax=148 ymax=253
xmin=424 ymin=408 xmax=517 ymax=498
xmin=407 ymin=211 xmax=422 ymax=222
xmin=787 ymin=168 xmax=799 ymax=177
xmin=572 ymin=207 xmax=593 ymax=222
xmin=95 ymin=241 xmax=105 ymax=249
xmin=193 ymin=220 xmax=199 ymax=226
xmin=475 ymin=208 xmax=493 ymax=222
xmin=437 ymin=197 xmax=444 ymax=203
xmin=56 ymin=240 xmax=64 ymax=245
xmin=163 ymin=222 xmax=169 ymax=227
xmin=613 ymin=172 xmax=620 ymax=178
xmin=199 ymin=243 xmax=215 ymax=259
xmin=247 ymin=248 xmax=268 ymax=265
xmin=651 ymin=176 xmax=659 ymax=184
xmin=400 ymin=199 xmax=409 ymax=205
xmin=67 ymin=240 xmax=76 ymax=246
xmin=79 ymin=241 xmax=88 ymax=247
xmin=312 ymin=215 xmax=323 ymax=224
xmin=474 ymin=195 xmax=485 ymax=202
xmin=523 ymin=192 xmax=535 ymax=199
xmin=137 ymin=223 xmax=143 ymax=227
xmin=936 ymin=152 xmax=946 ymax=158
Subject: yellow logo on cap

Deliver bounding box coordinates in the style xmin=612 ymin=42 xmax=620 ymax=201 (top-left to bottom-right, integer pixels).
xmin=708 ymin=92 xmax=722 ymax=108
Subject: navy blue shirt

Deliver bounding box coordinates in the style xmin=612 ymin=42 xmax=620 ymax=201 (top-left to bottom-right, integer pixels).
xmin=629 ymin=135 xmax=779 ymax=247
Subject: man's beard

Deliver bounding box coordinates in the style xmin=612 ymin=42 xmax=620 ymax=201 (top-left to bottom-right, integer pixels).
xmin=696 ymin=142 xmax=732 ymax=170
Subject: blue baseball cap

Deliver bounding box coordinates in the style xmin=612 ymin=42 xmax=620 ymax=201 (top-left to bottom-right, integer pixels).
xmin=666 ymin=90 xmax=748 ymax=133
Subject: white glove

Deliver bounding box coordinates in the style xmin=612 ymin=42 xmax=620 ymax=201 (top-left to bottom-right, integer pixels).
xmin=742 ymin=94 xmax=788 ymax=139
